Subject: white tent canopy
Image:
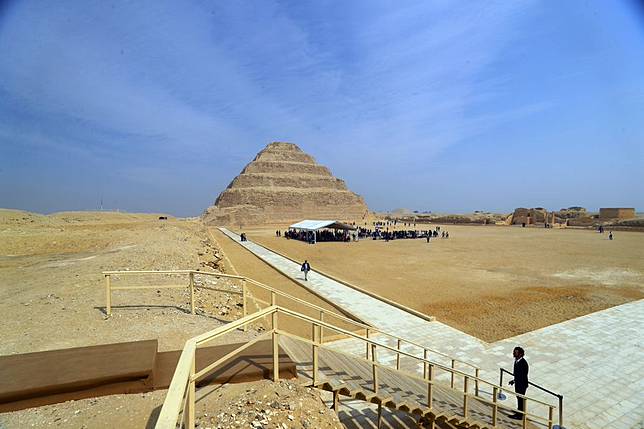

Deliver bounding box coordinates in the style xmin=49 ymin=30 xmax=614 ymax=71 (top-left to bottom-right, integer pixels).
xmin=289 ymin=219 xmax=356 ymax=231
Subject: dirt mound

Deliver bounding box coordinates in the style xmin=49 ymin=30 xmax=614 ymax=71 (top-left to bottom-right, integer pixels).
xmin=195 ymin=379 xmax=342 ymax=429
xmin=0 ymin=209 xmax=53 ymax=226
xmin=203 ymin=142 xmax=369 ymax=225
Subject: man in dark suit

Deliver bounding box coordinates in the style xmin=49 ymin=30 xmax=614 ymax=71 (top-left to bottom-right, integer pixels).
xmin=300 ymin=260 xmax=311 ymax=281
xmin=509 ymin=346 xmax=529 ymax=420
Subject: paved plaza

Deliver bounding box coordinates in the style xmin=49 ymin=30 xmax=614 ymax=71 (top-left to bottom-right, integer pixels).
xmin=219 ymin=228 xmax=644 ymax=429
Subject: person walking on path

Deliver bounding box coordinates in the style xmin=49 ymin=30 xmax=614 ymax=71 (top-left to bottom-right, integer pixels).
xmin=301 ymin=260 xmax=311 ymax=281
xmin=609 ymin=231 xmax=613 ymax=240
xmin=509 ymin=346 xmax=529 ymax=420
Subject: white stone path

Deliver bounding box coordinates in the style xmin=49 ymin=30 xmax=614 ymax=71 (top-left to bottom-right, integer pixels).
xmin=219 ymin=228 xmax=644 ymax=429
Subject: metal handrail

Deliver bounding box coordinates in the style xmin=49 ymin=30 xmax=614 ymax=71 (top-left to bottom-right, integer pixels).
xmin=500 ymin=367 xmax=564 ymax=428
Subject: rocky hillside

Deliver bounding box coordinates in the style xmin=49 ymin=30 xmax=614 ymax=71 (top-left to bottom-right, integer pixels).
xmin=203 ymin=142 xmax=369 ymax=225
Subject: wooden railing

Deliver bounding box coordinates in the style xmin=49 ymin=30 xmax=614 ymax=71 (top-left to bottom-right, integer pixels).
xmin=155 ymin=305 xmax=560 ymax=429
xmin=102 ymin=269 xmax=480 ymax=375
xmin=155 ymin=306 xmax=276 ymax=428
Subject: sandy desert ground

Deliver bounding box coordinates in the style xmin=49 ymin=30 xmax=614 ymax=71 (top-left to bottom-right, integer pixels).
xmin=0 ymin=209 xmax=259 ymax=355
xmin=243 ymin=223 xmax=644 ymax=342
xmin=0 ymin=210 xmax=346 ymax=428
xmin=0 ymin=209 xmax=254 ymax=428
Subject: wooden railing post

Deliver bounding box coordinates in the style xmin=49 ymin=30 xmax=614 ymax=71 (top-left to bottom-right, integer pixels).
xmin=396 ymin=339 xmax=401 ymax=370
xmin=105 ymin=274 xmax=111 ymax=316
xmin=189 ymin=272 xmax=195 ymax=315
xmin=242 ymin=279 xmax=247 ymax=331
xmin=187 ymin=358 xmax=195 ymax=428
xmin=371 ymin=343 xmax=378 ymax=394
xmin=474 ymin=368 xmax=480 ymax=396
xmin=548 ymin=405 xmax=554 ymax=429
xmin=270 ymin=291 xmax=276 ymax=306
xmin=522 ymin=399 xmax=528 ymax=429
xmin=272 ymin=308 xmax=279 ymax=382
xmin=492 ymin=387 xmax=498 ymax=427
xmin=451 ymin=359 xmax=456 ymax=388
xmin=319 ymin=310 xmax=324 ymax=343
xmin=463 ymin=376 xmax=469 ymax=418
xmin=312 ymin=321 xmax=319 ymax=385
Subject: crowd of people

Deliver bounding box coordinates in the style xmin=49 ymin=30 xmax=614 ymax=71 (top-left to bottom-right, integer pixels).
xmin=272 ymin=219 xmax=456 ymax=245
xmin=277 ymin=222 xmax=454 ymax=244
xmin=357 ymin=226 xmax=450 ymax=242
xmin=283 ymin=228 xmax=352 ymax=243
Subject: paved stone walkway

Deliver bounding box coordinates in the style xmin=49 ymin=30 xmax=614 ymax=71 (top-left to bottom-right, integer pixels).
xmin=219 ymin=228 xmax=644 ymax=429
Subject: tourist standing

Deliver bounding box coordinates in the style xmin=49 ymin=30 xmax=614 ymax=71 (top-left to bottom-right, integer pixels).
xmin=609 ymin=231 xmax=613 ymax=240
xmin=508 ymin=346 xmax=529 ymax=420
xmin=301 ymin=260 xmax=311 ymax=281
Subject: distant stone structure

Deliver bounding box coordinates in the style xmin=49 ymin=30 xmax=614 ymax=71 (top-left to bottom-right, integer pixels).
xmin=599 ymin=208 xmax=635 ymax=220
xmin=510 ymin=207 xmax=549 ymax=225
xmin=554 ymin=207 xmax=587 ymax=219
xmin=202 ymin=142 xmax=369 ymax=225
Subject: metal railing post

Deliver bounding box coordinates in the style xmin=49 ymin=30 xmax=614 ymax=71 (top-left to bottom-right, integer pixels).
xmin=371 ymin=343 xmax=378 ymax=394
xmin=463 ymin=376 xmax=469 ymax=418
xmin=451 ymin=359 xmax=455 ymax=388
xmin=423 ymin=349 xmax=428 ymax=379
xmin=475 ymin=368 xmax=480 ymax=396
xmin=365 ymin=328 xmax=370 ymax=360
xmin=498 ymin=368 xmax=506 ymax=400
xmin=492 ymin=386 xmax=498 ymax=427
xmin=427 ymin=364 xmax=433 ymax=409
xmin=396 ymin=339 xmax=401 ymax=370
xmin=105 ymin=274 xmax=111 ymax=316
xmin=559 ymin=395 xmax=564 ymax=428
xmin=189 ymin=272 xmax=195 ymax=315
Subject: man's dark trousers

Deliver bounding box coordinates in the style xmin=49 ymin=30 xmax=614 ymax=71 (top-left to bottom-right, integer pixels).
xmin=514 ymin=358 xmax=529 ymax=415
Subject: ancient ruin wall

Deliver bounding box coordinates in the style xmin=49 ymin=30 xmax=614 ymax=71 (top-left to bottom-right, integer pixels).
xmin=599 ymin=208 xmax=635 ymax=220
xmin=510 ymin=208 xmax=549 ymax=225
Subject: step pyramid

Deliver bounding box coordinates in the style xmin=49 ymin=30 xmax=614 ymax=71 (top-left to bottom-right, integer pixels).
xmin=203 ymin=142 xmax=369 ymax=225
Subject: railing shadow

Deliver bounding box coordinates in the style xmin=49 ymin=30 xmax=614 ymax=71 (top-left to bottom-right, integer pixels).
xmin=94 ymin=304 xmax=190 ymax=316
xmin=146 ymin=404 xmax=162 ymax=429
xmin=93 ymin=305 xmax=234 ymax=324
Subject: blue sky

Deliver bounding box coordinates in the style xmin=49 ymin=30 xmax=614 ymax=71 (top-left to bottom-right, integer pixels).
xmin=1 ymin=0 xmax=643 ymax=216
